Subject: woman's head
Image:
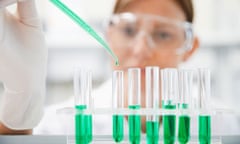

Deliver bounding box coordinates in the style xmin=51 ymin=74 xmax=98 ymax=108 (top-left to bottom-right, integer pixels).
xmin=106 ymin=0 xmax=199 ymax=132
xmin=113 ymin=0 xmax=194 ymax=22
xmin=106 ymin=0 xmax=198 ymax=71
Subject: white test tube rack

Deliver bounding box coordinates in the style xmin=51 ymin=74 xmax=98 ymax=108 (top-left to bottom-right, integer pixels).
xmin=56 ymin=67 xmax=238 ymax=144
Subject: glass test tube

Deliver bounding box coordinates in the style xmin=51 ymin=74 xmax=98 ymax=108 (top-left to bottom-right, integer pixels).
xmin=74 ymin=68 xmax=93 ymax=144
xmin=146 ymin=66 xmax=160 ymax=144
xmin=128 ymin=68 xmax=141 ymax=144
xmin=178 ymin=69 xmax=193 ymax=144
xmin=161 ymin=68 xmax=178 ymax=144
xmin=112 ymin=70 xmax=124 ymax=143
xmin=198 ymin=69 xmax=211 ymax=144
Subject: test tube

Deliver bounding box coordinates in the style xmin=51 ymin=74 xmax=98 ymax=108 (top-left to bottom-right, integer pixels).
xmin=198 ymin=69 xmax=211 ymax=144
xmin=74 ymin=68 xmax=93 ymax=144
xmin=146 ymin=66 xmax=160 ymax=144
xmin=178 ymin=69 xmax=193 ymax=144
xmin=161 ymin=68 xmax=178 ymax=144
xmin=112 ymin=70 xmax=124 ymax=142
xmin=128 ymin=68 xmax=141 ymax=144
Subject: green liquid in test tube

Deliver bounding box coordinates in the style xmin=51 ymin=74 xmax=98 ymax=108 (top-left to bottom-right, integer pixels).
xmin=85 ymin=115 xmax=92 ymax=142
xmin=178 ymin=70 xmax=193 ymax=144
xmin=198 ymin=69 xmax=211 ymax=144
xmin=74 ymin=69 xmax=93 ymax=144
xmin=112 ymin=71 xmax=124 ymax=142
xmin=146 ymin=67 xmax=160 ymax=144
xmin=199 ymin=116 xmax=211 ymax=144
xmin=178 ymin=104 xmax=190 ymax=144
xmin=113 ymin=115 xmax=124 ymax=142
xmin=75 ymin=105 xmax=92 ymax=144
xmin=128 ymin=68 xmax=141 ymax=144
xmin=129 ymin=105 xmax=141 ymax=144
xmin=146 ymin=121 xmax=159 ymax=144
xmin=161 ymin=69 xmax=178 ymax=144
xmin=50 ymin=0 xmax=119 ymax=66
xmin=162 ymin=102 xmax=176 ymax=144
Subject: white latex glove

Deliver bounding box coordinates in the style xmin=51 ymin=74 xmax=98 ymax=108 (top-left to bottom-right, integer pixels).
xmin=0 ymin=0 xmax=47 ymax=130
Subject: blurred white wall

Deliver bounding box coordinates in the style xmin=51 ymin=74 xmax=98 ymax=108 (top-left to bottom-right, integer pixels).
xmin=185 ymin=0 xmax=240 ymax=109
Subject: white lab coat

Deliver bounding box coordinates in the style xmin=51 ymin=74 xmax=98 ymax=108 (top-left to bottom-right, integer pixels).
xmin=34 ymin=79 xmax=240 ymax=136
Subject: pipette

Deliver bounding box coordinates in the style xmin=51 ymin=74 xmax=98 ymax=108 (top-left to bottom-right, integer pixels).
xmin=50 ymin=0 xmax=119 ymax=66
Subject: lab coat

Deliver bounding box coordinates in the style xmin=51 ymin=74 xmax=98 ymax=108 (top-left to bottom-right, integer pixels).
xmin=34 ymin=79 xmax=240 ymax=135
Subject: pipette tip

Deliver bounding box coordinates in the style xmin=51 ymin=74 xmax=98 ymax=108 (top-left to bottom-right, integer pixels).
xmin=115 ymin=60 xmax=120 ymax=66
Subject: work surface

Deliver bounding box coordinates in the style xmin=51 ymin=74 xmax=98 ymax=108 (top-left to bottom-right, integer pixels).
xmin=0 ymin=135 xmax=240 ymax=144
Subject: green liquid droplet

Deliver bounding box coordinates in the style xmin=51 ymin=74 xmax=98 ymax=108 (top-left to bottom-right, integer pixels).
xmin=162 ymin=101 xmax=176 ymax=144
xmin=146 ymin=121 xmax=159 ymax=144
xmin=75 ymin=105 xmax=92 ymax=144
xmin=115 ymin=60 xmax=120 ymax=66
xmin=112 ymin=115 xmax=124 ymax=142
xmin=128 ymin=105 xmax=141 ymax=144
xmin=199 ymin=116 xmax=211 ymax=144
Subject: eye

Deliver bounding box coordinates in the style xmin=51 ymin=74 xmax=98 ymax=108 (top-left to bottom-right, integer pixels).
xmin=120 ymin=25 xmax=137 ymax=37
xmin=153 ymin=30 xmax=173 ymax=41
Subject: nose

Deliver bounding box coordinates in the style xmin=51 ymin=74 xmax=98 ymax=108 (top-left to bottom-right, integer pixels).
xmin=131 ymin=31 xmax=154 ymax=57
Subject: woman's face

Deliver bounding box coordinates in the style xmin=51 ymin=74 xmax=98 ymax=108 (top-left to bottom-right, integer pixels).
xmin=107 ymin=0 xmax=194 ymax=71
xmin=106 ymin=0 xmax=198 ymax=131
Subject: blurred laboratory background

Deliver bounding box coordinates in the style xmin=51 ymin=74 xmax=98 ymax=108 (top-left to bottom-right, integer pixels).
xmin=2 ymin=0 xmax=240 ymax=109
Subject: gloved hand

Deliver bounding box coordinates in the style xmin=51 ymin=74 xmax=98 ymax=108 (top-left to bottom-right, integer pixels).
xmin=0 ymin=0 xmax=47 ymax=130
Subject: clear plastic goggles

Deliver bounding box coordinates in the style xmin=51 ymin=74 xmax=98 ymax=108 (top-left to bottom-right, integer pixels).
xmin=107 ymin=13 xmax=194 ymax=54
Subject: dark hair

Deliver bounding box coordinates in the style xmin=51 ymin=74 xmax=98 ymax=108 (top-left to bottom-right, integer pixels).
xmin=113 ymin=0 xmax=194 ymax=22
xmin=173 ymin=0 xmax=194 ymax=22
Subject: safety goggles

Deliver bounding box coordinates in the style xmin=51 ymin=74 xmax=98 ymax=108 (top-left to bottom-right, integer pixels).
xmin=107 ymin=13 xmax=194 ymax=54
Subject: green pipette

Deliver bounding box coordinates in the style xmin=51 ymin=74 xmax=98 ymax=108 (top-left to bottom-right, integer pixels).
xmin=50 ymin=0 xmax=119 ymax=66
